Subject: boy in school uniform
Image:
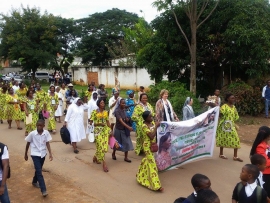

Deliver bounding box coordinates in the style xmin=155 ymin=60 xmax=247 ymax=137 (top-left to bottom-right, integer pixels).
xmin=251 ymin=154 xmax=267 ymax=188
xmin=174 ymin=174 xmax=211 ymax=203
xmin=232 ymin=164 xmax=268 ymax=203
xmin=24 ymin=119 xmax=53 ymax=197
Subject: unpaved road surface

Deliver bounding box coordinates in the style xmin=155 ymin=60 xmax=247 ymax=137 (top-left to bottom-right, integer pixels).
xmin=0 ymin=114 xmax=265 ymax=203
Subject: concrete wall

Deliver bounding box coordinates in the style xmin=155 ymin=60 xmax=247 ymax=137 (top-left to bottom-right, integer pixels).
xmin=72 ymin=66 xmax=164 ymax=90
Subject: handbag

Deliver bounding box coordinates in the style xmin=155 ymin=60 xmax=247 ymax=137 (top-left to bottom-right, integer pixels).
xmin=39 ymin=111 xmax=45 ymax=120
xmin=86 ymin=124 xmax=95 ymax=143
xmin=150 ymin=142 xmax=158 ymax=153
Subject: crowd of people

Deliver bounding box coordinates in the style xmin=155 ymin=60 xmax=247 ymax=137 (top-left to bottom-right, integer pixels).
xmin=1 ymin=78 xmax=270 ymax=203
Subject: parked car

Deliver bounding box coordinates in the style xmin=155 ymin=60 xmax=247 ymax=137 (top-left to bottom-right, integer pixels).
xmin=14 ymin=75 xmax=24 ymax=82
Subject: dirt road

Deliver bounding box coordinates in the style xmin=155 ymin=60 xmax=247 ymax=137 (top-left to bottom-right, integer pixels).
xmin=0 ymin=115 xmax=260 ymax=203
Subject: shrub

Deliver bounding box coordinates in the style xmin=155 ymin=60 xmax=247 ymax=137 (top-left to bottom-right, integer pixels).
xmin=147 ymin=81 xmax=202 ymax=118
xmin=221 ymin=80 xmax=263 ymax=116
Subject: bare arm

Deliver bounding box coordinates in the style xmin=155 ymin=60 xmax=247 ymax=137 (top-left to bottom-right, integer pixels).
xmin=118 ymin=118 xmax=133 ymax=131
xmin=0 ymin=159 xmax=9 ymax=195
xmin=24 ymin=142 xmax=30 ymax=161
xmin=232 ymin=200 xmax=237 ymax=203
xmin=46 ymin=142 xmax=53 ymax=161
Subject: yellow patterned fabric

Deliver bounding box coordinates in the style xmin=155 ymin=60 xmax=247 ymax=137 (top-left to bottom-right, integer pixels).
xmin=136 ymin=122 xmax=161 ymax=191
xmin=131 ymin=103 xmax=155 ymax=155
xmin=5 ymin=94 xmax=22 ymax=120
xmin=46 ymin=93 xmax=58 ymax=131
xmin=90 ymin=109 xmax=111 ymax=162
xmin=0 ymin=91 xmax=7 ymax=120
xmin=25 ymin=97 xmax=39 ymax=133
xmin=85 ymin=90 xmax=93 ymax=101
xmin=35 ymin=90 xmax=46 ymax=111
xmin=216 ymin=104 xmax=240 ymax=148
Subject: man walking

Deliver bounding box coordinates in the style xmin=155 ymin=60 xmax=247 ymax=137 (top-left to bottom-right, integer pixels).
xmin=0 ymin=142 xmax=10 ymax=203
xmin=262 ymin=80 xmax=270 ymax=118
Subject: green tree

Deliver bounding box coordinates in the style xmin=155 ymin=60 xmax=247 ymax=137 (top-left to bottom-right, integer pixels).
xmin=76 ymin=8 xmax=139 ymax=66
xmin=51 ymin=17 xmax=80 ymax=75
xmin=153 ymin=0 xmax=220 ymax=94
xmin=0 ymin=6 xmax=57 ymax=76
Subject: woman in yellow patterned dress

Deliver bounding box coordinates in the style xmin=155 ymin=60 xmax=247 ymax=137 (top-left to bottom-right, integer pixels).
xmin=16 ymin=82 xmax=28 ymax=119
xmin=132 ymin=93 xmax=155 ymax=155
xmin=85 ymin=85 xmax=94 ymax=102
xmin=5 ymin=87 xmax=22 ymax=129
xmin=0 ymin=86 xmax=8 ymax=124
xmin=90 ymin=98 xmax=111 ymax=172
xmin=35 ymin=83 xmax=46 ymax=112
xmin=45 ymin=85 xmax=58 ymax=134
xmin=24 ymin=90 xmax=40 ymax=136
xmin=136 ymin=111 xmax=163 ymax=192
xmin=216 ymin=93 xmax=242 ymax=162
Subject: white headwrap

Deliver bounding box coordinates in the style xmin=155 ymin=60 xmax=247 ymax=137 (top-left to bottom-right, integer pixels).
xmin=73 ymin=97 xmax=81 ymax=104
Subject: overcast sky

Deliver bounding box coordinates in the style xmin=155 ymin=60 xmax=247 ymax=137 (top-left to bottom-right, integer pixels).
xmin=0 ymin=0 xmax=160 ymax=22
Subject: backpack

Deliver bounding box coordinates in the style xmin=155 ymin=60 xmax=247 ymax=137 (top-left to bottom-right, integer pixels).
xmin=0 ymin=143 xmax=10 ymax=179
xmin=237 ymin=182 xmax=262 ymax=202
xmin=60 ymin=126 xmax=71 ymax=144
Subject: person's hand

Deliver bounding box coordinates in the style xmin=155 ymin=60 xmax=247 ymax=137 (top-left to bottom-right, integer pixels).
xmin=175 ymin=118 xmax=179 ymax=122
xmin=0 ymin=185 xmax=4 ymax=195
xmin=25 ymin=112 xmax=29 ymax=117
xmin=49 ymin=154 xmax=53 ymax=161
xmin=155 ymin=121 xmax=161 ymax=127
xmin=128 ymin=126 xmax=133 ymax=131
xmin=24 ymin=154 xmax=28 ymax=161
xmin=54 ymin=106 xmax=57 ymax=110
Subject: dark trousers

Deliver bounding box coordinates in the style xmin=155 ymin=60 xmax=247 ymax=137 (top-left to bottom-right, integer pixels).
xmin=263 ymin=174 xmax=270 ymax=197
xmin=0 ymin=180 xmax=10 ymax=203
xmin=31 ymin=156 xmax=46 ymax=193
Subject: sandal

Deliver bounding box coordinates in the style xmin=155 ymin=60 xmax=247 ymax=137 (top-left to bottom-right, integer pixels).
xmin=233 ymin=157 xmax=243 ymax=162
xmin=74 ymin=149 xmax=79 ymax=154
xmin=112 ymin=154 xmax=117 ymax=160
xmin=219 ymin=155 xmax=228 ymax=159
xmin=8 ymin=126 xmax=11 ymax=129
xmin=103 ymin=164 xmax=109 ymax=172
xmin=124 ymin=159 xmax=132 ymax=163
xmin=158 ymin=187 xmax=164 ymax=192
xmin=17 ymin=127 xmax=23 ymax=130
xmin=52 ymin=130 xmax=56 ymax=134
xmin=92 ymin=156 xmax=101 ymax=164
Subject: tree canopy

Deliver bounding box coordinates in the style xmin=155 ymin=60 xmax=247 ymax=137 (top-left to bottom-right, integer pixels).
xmin=76 ymin=8 xmax=139 ymax=66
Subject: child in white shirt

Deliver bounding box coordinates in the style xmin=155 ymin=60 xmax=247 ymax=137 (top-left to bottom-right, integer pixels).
xmin=24 ymin=119 xmax=53 ymax=197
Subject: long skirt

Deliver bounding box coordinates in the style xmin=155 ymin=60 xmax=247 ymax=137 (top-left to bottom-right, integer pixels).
xmin=135 ymin=125 xmax=143 ymax=155
xmin=136 ymin=143 xmax=161 ymax=191
xmin=114 ymin=128 xmax=134 ymax=152
xmin=25 ymin=113 xmax=38 ymax=133
xmin=48 ymin=109 xmax=56 ymax=131
xmin=94 ymin=126 xmax=110 ymax=162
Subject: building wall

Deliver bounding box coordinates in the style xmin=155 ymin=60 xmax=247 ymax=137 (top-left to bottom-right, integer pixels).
xmin=72 ymin=66 xmax=162 ymax=90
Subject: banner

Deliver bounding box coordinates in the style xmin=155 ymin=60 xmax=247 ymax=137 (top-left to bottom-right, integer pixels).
xmin=155 ymin=107 xmax=220 ymax=171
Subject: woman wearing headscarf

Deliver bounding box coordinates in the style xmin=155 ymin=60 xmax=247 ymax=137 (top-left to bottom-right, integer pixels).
xmin=125 ymin=90 xmax=137 ymax=131
xmin=5 ymin=87 xmax=23 ymax=129
xmin=45 ymin=85 xmax=58 ymax=134
xmin=112 ymin=99 xmax=134 ymax=162
xmin=136 ymin=111 xmax=163 ymax=192
xmin=155 ymin=89 xmax=179 ymax=122
xmin=87 ymin=91 xmax=98 ymax=121
xmin=182 ymin=97 xmax=195 ymax=121
xmin=64 ymin=98 xmax=88 ymax=154
xmin=55 ymin=86 xmax=63 ymax=123
xmin=90 ymin=98 xmax=111 ymax=172
xmin=132 ymin=93 xmax=155 ymax=155
xmin=24 ymin=90 xmax=39 ymax=136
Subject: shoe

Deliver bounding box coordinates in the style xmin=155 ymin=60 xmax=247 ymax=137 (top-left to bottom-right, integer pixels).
xmin=32 ymin=182 xmax=40 ymax=188
xmin=124 ymin=159 xmax=131 ymax=163
xmin=74 ymin=149 xmax=79 ymax=154
xmin=112 ymin=154 xmax=117 ymax=160
xmin=42 ymin=191 xmax=48 ymax=197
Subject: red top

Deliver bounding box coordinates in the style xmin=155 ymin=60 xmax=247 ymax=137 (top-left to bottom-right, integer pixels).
xmin=256 ymin=141 xmax=270 ymax=174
